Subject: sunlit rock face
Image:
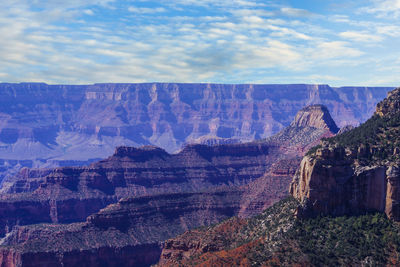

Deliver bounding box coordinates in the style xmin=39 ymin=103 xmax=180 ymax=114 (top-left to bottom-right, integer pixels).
xmin=290 ymin=88 xmax=400 ymax=221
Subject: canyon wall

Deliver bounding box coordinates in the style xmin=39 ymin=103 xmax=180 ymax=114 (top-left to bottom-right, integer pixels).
xmin=0 ymin=83 xmax=392 ymax=180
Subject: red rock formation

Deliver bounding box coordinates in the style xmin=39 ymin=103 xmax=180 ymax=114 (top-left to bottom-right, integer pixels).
xmin=290 ymin=88 xmax=400 ymax=221
xmin=290 ymin=105 xmax=339 ymax=133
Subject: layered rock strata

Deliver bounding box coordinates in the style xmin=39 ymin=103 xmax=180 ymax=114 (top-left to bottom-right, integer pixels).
xmin=0 ymin=83 xmax=392 ymax=180
xmin=290 ymin=88 xmax=400 ymax=220
xmin=0 ymin=191 xmax=242 ymax=267
xmin=0 ymin=103 xmax=339 ymax=237
xmin=0 ymin=143 xmax=274 ymax=237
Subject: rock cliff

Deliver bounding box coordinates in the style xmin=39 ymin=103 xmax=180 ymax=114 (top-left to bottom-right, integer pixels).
xmin=0 ymin=83 xmax=392 ymax=181
xmin=290 ymin=105 xmax=339 ymax=133
xmin=290 ymin=87 xmax=400 ymax=220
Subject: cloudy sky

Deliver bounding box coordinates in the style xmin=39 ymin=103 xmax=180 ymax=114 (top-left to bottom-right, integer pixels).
xmin=0 ymin=0 xmax=399 ymax=86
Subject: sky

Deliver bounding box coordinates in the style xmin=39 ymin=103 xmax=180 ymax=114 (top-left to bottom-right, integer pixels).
xmin=0 ymin=0 xmax=399 ymax=86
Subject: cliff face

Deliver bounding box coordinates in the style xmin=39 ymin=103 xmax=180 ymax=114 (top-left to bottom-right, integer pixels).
xmin=290 ymin=105 xmax=339 ymax=133
xmin=0 ymin=83 xmax=392 ymax=180
xmin=290 ymin=88 xmax=400 ymax=220
xmin=236 ymin=104 xmax=338 ymax=217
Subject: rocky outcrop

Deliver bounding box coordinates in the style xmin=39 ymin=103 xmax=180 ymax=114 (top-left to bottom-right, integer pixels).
xmin=290 ymin=87 xmax=400 ymax=221
xmin=376 ymin=88 xmax=400 ymax=117
xmin=290 ymin=147 xmax=390 ymax=217
xmin=0 ymin=83 xmax=392 ymax=181
xmin=290 ymin=105 xmax=339 ymax=133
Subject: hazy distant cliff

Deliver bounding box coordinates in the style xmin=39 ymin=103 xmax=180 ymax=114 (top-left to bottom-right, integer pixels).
xmin=0 ymin=83 xmax=392 ymax=168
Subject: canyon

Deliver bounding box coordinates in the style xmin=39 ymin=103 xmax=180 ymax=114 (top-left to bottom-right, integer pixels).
xmin=0 ymin=83 xmax=392 ymax=181
xmin=0 ymin=103 xmax=339 ymax=266
xmin=159 ymin=87 xmax=400 ymax=267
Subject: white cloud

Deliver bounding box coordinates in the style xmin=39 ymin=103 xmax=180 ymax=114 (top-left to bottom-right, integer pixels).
xmin=280 ymin=7 xmax=314 ymax=17
xmin=0 ymin=0 xmax=397 ymax=86
xmin=339 ymin=31 xmax=383 ymax=42
xmin=268 ymin=25 xmax=312 ymax=40
xmin=360 ymin=0 xmax=400 ymax=17
xmin=313 ymin=41 xmax=364 ymax=60
xmin=376 ymin=25 xmax=400 ymax=36
xmin=84 ymin=9 xmax=94 ymax=15
xmin=128 ymin=6 xmax=166 ymax=14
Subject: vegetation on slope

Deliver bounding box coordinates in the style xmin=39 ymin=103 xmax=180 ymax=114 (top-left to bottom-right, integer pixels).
xmin=306 ymin=109 xmax=400 ymax=164
xmin=306 ymin=88 xmax=400 ymax=164
xmin=289 ymin=213 xmax=400 ymax=266
xmin=162 ymin=197 xmax=400 ymax=266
